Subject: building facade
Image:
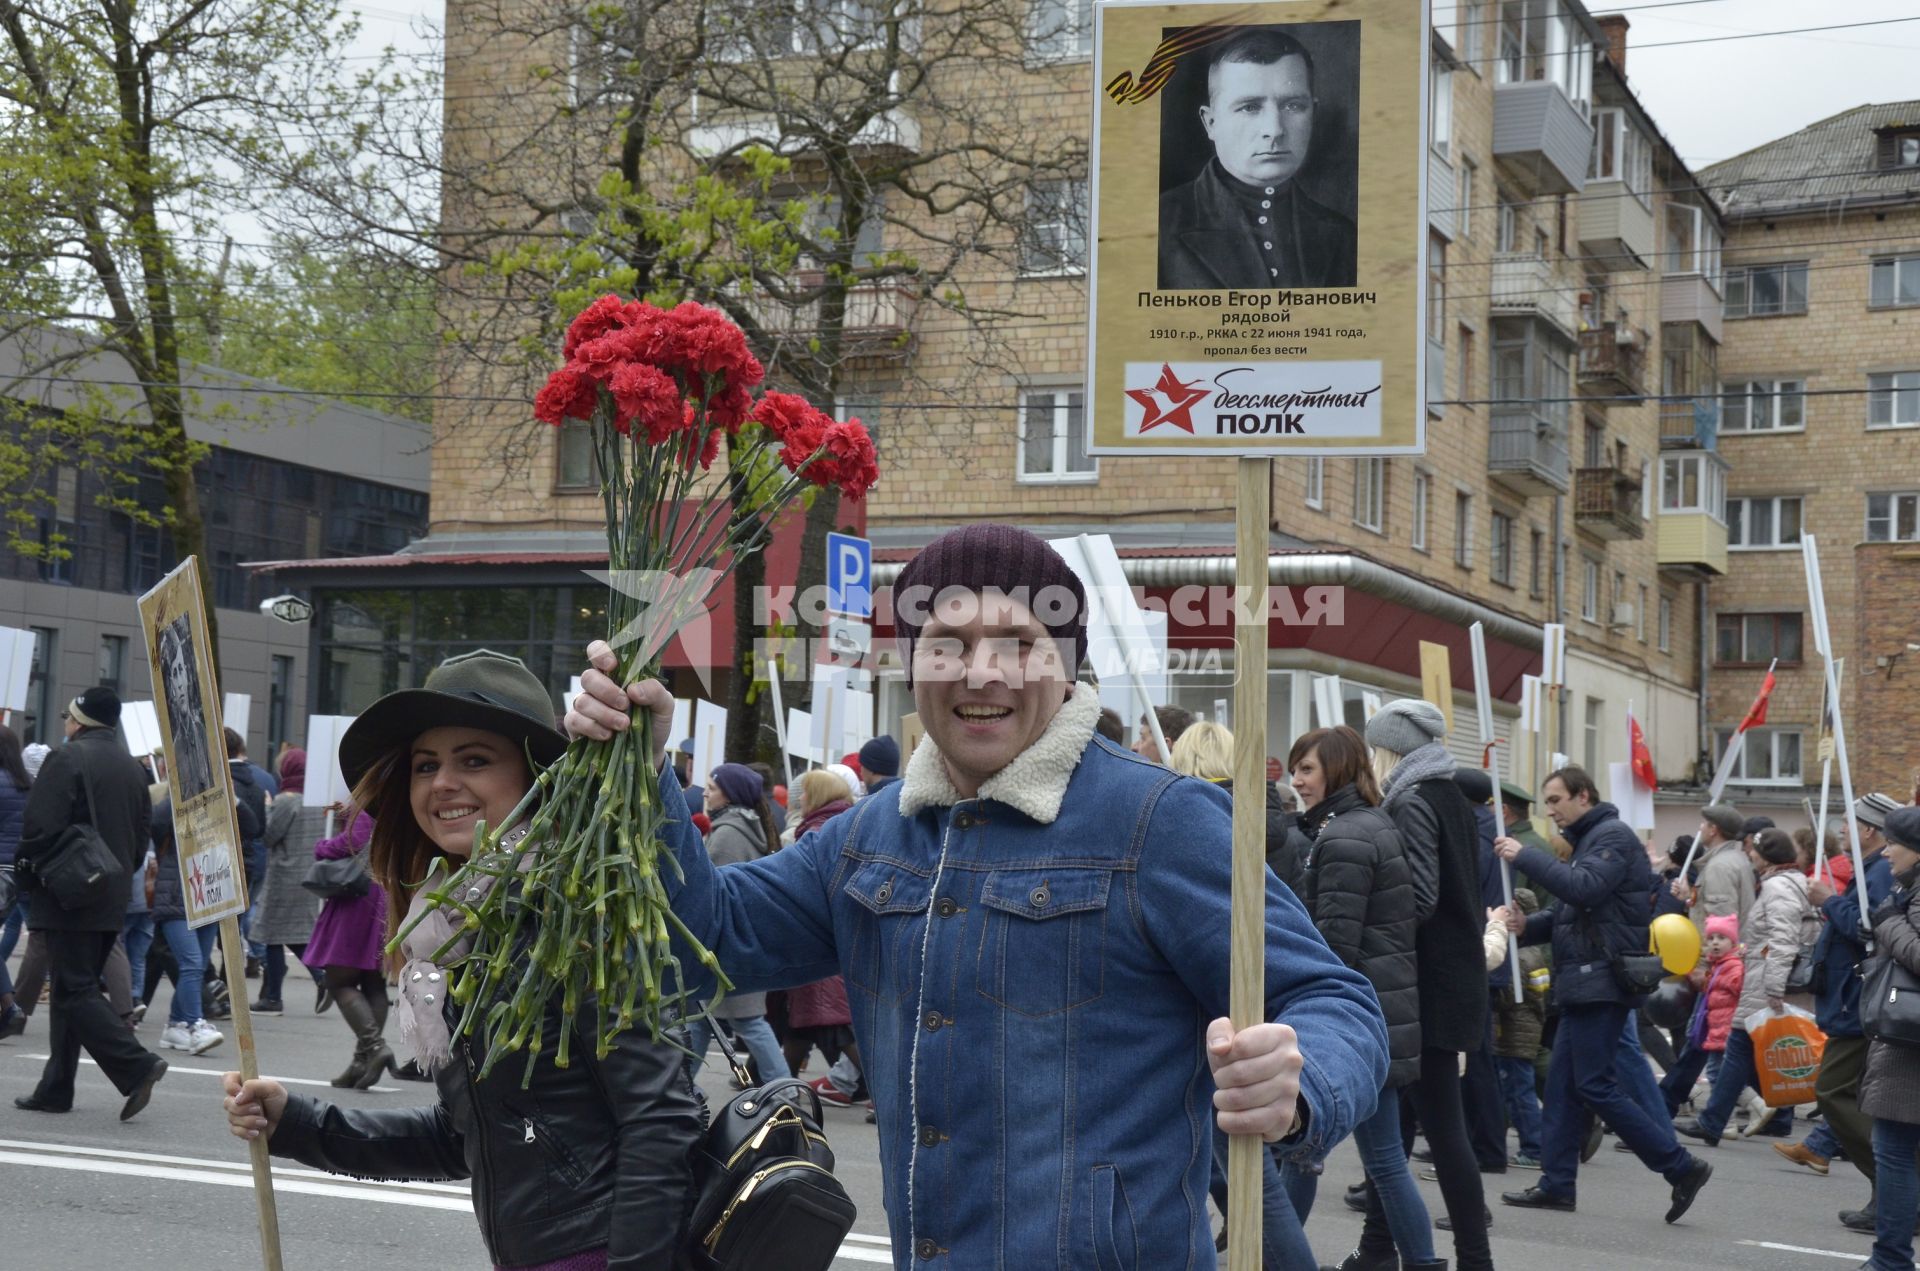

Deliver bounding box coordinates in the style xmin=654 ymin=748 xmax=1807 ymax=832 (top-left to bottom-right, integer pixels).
xmin=1704 ymin=102 xmax=1920 ymax=810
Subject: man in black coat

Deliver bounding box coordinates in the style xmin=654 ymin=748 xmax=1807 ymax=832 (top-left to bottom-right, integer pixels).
xmin=14 ymin=687 xmax=168 ymax=1117
xmin=1157 ymin=27 xmax=1357 ymax=290
xmin=1495 ymin=766 xmax=1711 ymax=1222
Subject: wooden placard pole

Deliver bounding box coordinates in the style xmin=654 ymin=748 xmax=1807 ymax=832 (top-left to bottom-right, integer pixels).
xmin=1469 ymin=624 xmax=1524 ymax=1004
xmin=1227 ymin=458 xmax=1271 ymax=1269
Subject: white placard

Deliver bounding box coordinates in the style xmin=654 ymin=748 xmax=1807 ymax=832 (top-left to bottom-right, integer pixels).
xmin=1360 ymin=690 xmax=1383 ymax=722
xmin=222 ymin=692 xmax=251 ymax=740
xmin=1608 ymin=761 xmax=1657 ymax=833
xmin=121 ymin=701 xmax=165 ymax=757
xmin=1311 ymin=675 xmax=1345 ymax=728
xmin=302 ymin=715 xmax=357 ymax=807
xmin=1048 ymin=534 xmax=1170 ymax=734
xmin=0 ymin=627 xmax=34 ymax=715
xmin=1213 ymin=697 xmax=1230 ymax=729
xmin=671 ymin=698 xmax=692 ymax=750
xmin=1541 ymin=624 xmax=1567 ymax=684
xmin=1518 ymin=674 xmax=1543 ymax=733
xmin=691 ymin=699 xmax=728 ymax=788
xmin=785 ymin=709 xmax=815 ymax=762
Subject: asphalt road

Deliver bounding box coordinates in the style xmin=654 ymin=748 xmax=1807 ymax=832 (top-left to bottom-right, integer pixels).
xmin=0 ymin=963 xmax=1880 ymax=1269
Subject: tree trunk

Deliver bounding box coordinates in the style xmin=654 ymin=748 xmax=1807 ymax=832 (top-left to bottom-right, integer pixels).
xmin=790 ymin=487 xmax=842 ymax=712
xmin=724 ymin=542 xmax=767 ymax=765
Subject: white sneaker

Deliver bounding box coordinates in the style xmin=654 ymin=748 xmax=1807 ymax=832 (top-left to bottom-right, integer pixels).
xmin=187 ymin=1019 xmax=224 ymax=1056
xmin=159 ymin=1021 xmax=192 ymax=1051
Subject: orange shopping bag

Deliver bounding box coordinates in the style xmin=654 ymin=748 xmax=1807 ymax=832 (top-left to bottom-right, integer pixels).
xmin=1747 ymin=1004 xmax=1826 ymax=1107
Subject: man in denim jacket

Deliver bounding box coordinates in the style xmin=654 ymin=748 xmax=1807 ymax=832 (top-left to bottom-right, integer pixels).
xmin=571 ymin=523 xmax=1387 ymax=1267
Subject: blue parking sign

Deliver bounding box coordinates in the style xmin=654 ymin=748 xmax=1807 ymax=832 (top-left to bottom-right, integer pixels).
xmin=826 ymin=532 xmax=872 ymax=618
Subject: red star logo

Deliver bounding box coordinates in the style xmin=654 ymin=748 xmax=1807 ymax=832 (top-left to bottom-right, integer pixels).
xmin=1125 ymin=364 xmax=1209 ymax=433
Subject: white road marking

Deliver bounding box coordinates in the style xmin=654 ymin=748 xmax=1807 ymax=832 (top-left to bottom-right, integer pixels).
xmin=1736 ymin=1239 xmax=1869 ymax=1261
xmin=12 ymin=1051 xmax=400 ymax=1092
xmin=0 ymin=1138 xmax=895 ymax=1265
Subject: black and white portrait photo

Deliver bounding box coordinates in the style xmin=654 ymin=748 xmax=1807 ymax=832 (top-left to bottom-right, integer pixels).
xmin=1156 ymin=22 xmax=1361 ymax=291
xmin=157 ymin=613 xmax=215 ymax=802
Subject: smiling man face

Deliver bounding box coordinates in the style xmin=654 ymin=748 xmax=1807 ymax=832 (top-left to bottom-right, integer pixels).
xmin=1201 ymin=52 xmax=1315 ymax=187
xmin=911 ymin=588 xmax=1072 ymax=799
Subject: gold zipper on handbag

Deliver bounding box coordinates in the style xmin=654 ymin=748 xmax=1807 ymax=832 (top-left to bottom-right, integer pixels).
xmin=703 ymin=1160 xmax=835 ymax=1252
xmin=722 ymin=1105 xmax=830 ymax=1171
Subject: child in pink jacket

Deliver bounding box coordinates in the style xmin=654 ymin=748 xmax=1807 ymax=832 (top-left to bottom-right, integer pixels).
xmin=1659 ymin=913 xmax=1744 ymax=1115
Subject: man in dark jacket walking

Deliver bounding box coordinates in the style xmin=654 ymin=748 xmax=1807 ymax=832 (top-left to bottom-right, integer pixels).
xmin=13 ymin=688 xmax=167 ymax=1118
xmin=1495 ymin=766 xmax=1712 ymax=1222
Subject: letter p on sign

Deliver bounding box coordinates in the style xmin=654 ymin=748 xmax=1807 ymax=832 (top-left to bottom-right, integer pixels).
xmin=826 ymin=532 xmax=872 ymax=619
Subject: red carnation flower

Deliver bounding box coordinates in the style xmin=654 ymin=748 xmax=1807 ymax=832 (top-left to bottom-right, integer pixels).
xmin=572 ymin=330 xmax=633 ymax=385
xmin=674 ymin=427 xmax=723 ymax=471
xmin=750 ymin=391 xmax=814 ymax=441
xmin=706 ymin=382 xmax=756 ymax=433
xmin=660 ymin=303 xmax=764 ymax=392
xmin=533 ymin=364 xmax=600 ymax=426
xmin=608 ymin=362 xmax=683 ymax=441
xmin=812 ymin=419 xmax=879 ymax=500
xmin=563 ymin=295 xmax=627 ymax=358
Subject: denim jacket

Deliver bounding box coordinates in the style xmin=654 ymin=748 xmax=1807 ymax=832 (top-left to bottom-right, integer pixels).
xmin=663 ymin=687 xmax=1387 ymax=1268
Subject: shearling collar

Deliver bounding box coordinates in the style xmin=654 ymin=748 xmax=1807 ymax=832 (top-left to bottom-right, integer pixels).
xmin=898 ymin=686 xmax=1102 ymax=825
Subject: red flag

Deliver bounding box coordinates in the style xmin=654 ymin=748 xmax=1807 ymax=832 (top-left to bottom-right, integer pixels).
xmin=1629 ymin=711 xmax=1657 ymax=790
xmin=1739 ymin=668 xmax=1778 ymax=733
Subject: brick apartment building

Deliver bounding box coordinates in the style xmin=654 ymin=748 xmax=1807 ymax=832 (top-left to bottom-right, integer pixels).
xmin=301 ymin=1 xmax=1757 ymax=819
xmin=1704 ymin=102 xmax=1920 ymax=811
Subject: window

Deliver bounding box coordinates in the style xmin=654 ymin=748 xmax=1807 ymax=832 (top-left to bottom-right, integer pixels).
xmin=1457 ymin=325 xmax=1475 ymax=411
xmin=1529 ymin=528 xmax=1545 ymax=598
xmin=1427 ymin=233 xmax=1446 ymax=338
xmin=1454 ymin=492 xmax=1473 ymax=567
xmin=1491 ymin=318 xmax=1574 ymax=437
xmin=1583 ymin=697 xmax=1603 ymax=773
xmin=1715 ymin=612 xmax=1805 ymax=666
xmin=1712 ymin=726 xmax=1803 ymax=785
xmin=554 ymin=417 xmax=598 ymax=492
xmin=1019 ymin=178 xmax=1089 ymax=276
xmin=721 ymin=0 xmax=894 ymax=59
xmin=1305 ymin=456 xmax=1325 ymax=509
xmin=1496 ymin=189 xmax=1522 ymax=254
xmin=1412 ymin=470 xmax=1431 ymax=551
xmin=97 ymin=635 xmax=127 ymax=694
xmin=1727 ymin=495 xmax=1803 ymax=550
xmin=1637 ymin=584 xmax=1649 ymax=643
xmin=1455 ymin=0 xmax=1484 ymax=61
xmin=1494 ymin=0 xmax=1592 ymax=106
xmin=1018 ymin=387 xmax=1095 ymax=482
xmin=1663 ymin=203 xmax=1721 ymax=287
xmin=1581 ymin=556 xmax=1600 ymax=622
xmin=1880 ymin=130 xmax=1920 ymax=171
xmin=1028 ymin=0 xmax=1092 ymax=60
xmin=1429 ymin=62 xmax=1452 ymax=158
xmin=1721 ymin=379 xmax=1805 ymax=432
xmin=1661 ymin=453 xmax=1727 ymax=520
xmin=1588 ymin=108 xmax=1653 ymax=205
xmin=1612 ymin=570 xmax=1626 ymax=626
xmin=1658 ymin=593 xmax=1673 ymax=653
xmin=1458 ymin=157 xmax=1476 ymax=238
xmin=26 ymin=626 xmax=56 ymax=746
xmin=1583 ymin=418 xmax=1606 ymax=469
xmin=1869 ymin=371 xmax=1920 ymax=429
xmin=1490 ymin=510 xmax=1515 ymax=586
xmin=1871 ymin=255 xmax=1920 ymax=310
xmin=268 ymin=655 xmax=294 ymax=755
xmin=1867 ymin=491 xmax=1920 ymax=542
xmin=1354 ymin=458 xmax=1386 ymax=533
xmin=1725 ymin=262 xmax=1808 ymax=318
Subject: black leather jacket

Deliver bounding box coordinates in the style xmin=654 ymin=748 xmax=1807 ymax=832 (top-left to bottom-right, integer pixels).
xmin=270 ymin=1002 xmax=702 ymax=1269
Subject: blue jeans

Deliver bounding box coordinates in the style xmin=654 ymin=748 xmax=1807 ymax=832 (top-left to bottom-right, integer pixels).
xmin=122 ymin=913 xmax=155 ymax=1002
xmin=1806 ymin=1120 xmax=1842 ymax=1161
xmin=1541 ymin=1003 xmax=1693 ymax=1199
xmin=1618 ymin=1012 xmax=1671 ymax=1127
xmin=1659 ymin=1041 xmax=1714 ymax=1115
xmin=688 ymin=1014 xmax=790 ymax=1090
xmin=0 ymin=892 xmax=27 ymax=999
xmin=1495 ymin=1054 xmax=1544 ymax=1158
xmin=1208 ymin=1127 xmax=1317 ymax=1269
xmin=1345 ymin=1087 xmax=1436 ymax=1261
xmin=1872 ymin=1117 xmax=1920 ymax=1271
xmin=158 ymin=919 xmax=218 ymax=1026
xmin=1695 ymin=1027 xmax=1792 ymax=1137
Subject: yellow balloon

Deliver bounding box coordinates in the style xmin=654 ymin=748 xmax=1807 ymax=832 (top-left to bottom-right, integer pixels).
xmin=1650 ymin=913 xmax=1702 ymax=977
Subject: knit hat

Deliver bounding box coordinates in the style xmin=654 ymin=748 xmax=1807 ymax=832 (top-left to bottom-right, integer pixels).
xmin=1700 ymin=803 xmax=1744 ymax=841
xmin=858 ymin=734 xmax=900 ymax=778
xmin=709 ymin=762 xmax=763 ymax=809
xmin=1452 ymin=765 xmax=1494 ymax=805
xmin=278 ymin=748 xmax=307 ymax=796
xmin=1856 ymin=792 xmax=1900 ymax=830
xmin=1742 ymin=815 xmax=1776 ymax=840
xmin=1363 ymin=698 xmax=1447 ymax=755
xmin=826 ymin=762 xmax=864 ymax=799
xmin=892 ymin=524 xmax=1087 ymax=683
xmin=21 ymin=742 xmax=49 ymax=779
xmin=1885 ymin=806 xmax=1920 ymax=852
xmin=1704 ymin=913 xmax=1739 ymax=944
xmin=69 ymin=685 xmax=122 ymax=729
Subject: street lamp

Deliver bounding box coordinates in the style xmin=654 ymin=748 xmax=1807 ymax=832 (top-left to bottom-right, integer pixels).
xmin=260 ymin=594 xmax=314 ymax=624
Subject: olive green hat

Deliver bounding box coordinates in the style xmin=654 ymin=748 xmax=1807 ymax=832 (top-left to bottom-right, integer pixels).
xmin=338 ymin=649 xmax=568 ymax=794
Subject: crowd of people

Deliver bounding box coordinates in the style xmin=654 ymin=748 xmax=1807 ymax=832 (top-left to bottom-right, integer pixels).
xmin=7 ymin=525 xmax=1920 ymax=1271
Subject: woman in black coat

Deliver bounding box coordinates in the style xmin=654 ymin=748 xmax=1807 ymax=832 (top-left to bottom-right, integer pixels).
xmin=1285 ymin=725 xmax=1439 ymax=1271
xmin=1364 ymin=698 xmax=1492 ymax=1271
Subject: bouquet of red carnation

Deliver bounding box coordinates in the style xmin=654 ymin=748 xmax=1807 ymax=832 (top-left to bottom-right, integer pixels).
xmin=393 ymin=296 xmax=876 ymax=1081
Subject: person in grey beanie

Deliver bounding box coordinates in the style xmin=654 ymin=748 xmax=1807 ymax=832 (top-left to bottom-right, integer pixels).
xmin=1359 ymin=697 xmax=1493 ymax=1271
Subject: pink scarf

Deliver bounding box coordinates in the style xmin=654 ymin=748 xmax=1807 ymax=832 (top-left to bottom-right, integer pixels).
xmin=396 ymin=824 xmax=531 ymax=1072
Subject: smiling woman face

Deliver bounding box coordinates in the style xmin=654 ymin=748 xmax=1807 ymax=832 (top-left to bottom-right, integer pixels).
xmin=407 ymin=726 xmax=532 ymax=859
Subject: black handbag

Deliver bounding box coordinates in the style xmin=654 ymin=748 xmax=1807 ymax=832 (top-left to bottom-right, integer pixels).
xmin=1861 ymin=953 xmax=1920 ymax=1048
xmin=684 ymin=1012 xmax=856 ymax=1270
xmin=301 ymin=851 xmax=370 ymax=899
xmin=29 ymin=761 xmax=121 ymax=911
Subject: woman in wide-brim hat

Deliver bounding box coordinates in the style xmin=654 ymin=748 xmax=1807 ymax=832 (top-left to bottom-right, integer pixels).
xmin=222 ymin=650 xmax=702 ymax=1270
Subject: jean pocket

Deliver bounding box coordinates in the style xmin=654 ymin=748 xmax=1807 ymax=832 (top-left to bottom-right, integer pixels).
xmin=975 ymin=868 xmax=1111 ymax=1018
xmin=1090 ymin=1164 xmax=1138 ymax=1271
xmin=843 ymin=860 xmax=930 ymax=1004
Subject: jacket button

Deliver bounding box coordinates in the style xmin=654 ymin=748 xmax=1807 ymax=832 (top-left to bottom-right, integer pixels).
xmin=924 ymin=1010 xmax=943 ymax=1032
xmin=919 ymin=1124 xmax=941 ymax=1148
xmin=916 ymin=1238 xmax=939 ymax=1260
xmin=1030 ymin=886 xmax=1050 ymax=908
xmin=936 ymin=897 xmax=958 ymax=918
xmin=952 ymin=811 xmax=973 ymax=830
xmin=875 ymin=881 xmax=893 ymax=904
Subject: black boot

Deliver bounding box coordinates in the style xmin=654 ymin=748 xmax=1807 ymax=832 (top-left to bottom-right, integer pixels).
xmin=331 ymin=985 xmax=375 ymax=1088
xmin=352 ymin=981 xmax=395 ymax=1091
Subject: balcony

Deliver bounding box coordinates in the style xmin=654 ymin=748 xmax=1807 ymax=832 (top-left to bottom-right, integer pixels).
xmin=1659 ymin=397 xmax=1718 ymax=451
xmin=733 ymin=274 xmax=918 ymax=358
xmin=1577 ymin=325 xmax=1648 ymax=397
xmin=1659 ymin=274 xmax=1724 ymax=344
xmin=1492 ymin=81 xmax=1594 ymax=197
xmin=1658 ymin=510 xmax=1728 ymax=577
xmin=1489 ymin=409 xmax=1571 ymax=496
xmin=1429 ymin=151 xmax=1457 ymax=243
xmin=1491 ymin=253 xmax=1579 ymax=341
xmin=1578 ymin=181 xmax=1655 ymax=269
xmin=1574 ymin=467 xmax=1644 ymax=540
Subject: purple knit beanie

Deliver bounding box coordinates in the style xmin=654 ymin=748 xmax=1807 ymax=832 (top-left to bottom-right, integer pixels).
xmin=892 ymin=524 xmax=1088 ymax=684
